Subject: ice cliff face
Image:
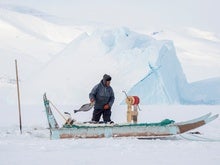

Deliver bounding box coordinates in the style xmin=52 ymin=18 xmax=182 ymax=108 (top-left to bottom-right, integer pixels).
xmin=127 ymin=40 xmax=187 ymax=104
xmin=127 ymin=38 xmax=220 ymax=104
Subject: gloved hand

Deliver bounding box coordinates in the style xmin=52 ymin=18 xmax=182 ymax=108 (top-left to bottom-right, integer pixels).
xmin=103 ymin=104 xmax=110 ymax=110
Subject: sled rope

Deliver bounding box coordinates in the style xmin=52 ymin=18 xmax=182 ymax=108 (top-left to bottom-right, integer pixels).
xmin=49 ymin=100 xmax=67 ymax=122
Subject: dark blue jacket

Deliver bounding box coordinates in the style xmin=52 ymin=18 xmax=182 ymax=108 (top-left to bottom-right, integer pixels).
xmin=89 ymin=80 xmax=115 ymax=110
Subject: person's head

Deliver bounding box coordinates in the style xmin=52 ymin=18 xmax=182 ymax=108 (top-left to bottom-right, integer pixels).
xmin=103 ymin=74 xmax=111 ymax=86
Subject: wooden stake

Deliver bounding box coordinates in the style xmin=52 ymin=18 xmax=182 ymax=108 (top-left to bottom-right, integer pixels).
xmin=15 ymin=59 xmax=22 ymax=134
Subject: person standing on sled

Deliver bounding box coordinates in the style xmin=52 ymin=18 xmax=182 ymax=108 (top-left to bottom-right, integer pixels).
xmin=89 ymin=74 xmax=115 ymax=123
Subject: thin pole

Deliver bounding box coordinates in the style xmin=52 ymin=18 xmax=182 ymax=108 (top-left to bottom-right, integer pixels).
xmin=15 ymin=59 xmax=22 ymax=134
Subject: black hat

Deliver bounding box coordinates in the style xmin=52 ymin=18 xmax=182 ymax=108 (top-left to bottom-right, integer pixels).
xmin=103 ymin=74 xmax=111 ymax=82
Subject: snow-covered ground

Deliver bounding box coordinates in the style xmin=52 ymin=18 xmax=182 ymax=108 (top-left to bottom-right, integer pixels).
xmin=1 ymin=1 xmax=220 ymax=165
xmin=1 ymin=105 xmax=220 ymax=165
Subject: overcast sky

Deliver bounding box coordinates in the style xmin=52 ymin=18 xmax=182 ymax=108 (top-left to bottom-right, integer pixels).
xmin=2 ymin=0 xmax=220 ymax=33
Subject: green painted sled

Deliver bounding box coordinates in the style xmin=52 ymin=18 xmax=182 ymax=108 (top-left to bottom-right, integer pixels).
xmin=43 ymin=94 xmax=218 ymax=139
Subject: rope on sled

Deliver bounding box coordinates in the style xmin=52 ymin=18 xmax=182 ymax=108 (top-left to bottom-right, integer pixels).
xmin=49 ymin=100 xmax=67 ymax=122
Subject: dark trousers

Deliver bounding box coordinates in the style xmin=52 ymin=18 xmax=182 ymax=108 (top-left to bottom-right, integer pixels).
xmin=92 ymin=109 xmax=111 ymax=122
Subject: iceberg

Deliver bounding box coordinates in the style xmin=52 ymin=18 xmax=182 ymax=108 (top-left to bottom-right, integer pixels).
xmin=127 ymin=39 xmax=220 ymax=104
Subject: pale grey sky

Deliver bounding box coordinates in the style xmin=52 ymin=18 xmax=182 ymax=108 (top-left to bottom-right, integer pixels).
xmin=2 ymin=0 xmax=220 ymax=33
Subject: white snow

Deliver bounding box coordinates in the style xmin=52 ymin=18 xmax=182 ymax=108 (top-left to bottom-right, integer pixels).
xmin=1 ymin=105 xmax=220 ymax=165
xmin=1 ymin=1 xmax=220 ymax=165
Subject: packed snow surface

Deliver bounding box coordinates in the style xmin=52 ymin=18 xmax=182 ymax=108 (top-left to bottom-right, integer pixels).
xmin=1 ymin=105 xmax=220 ymax=165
